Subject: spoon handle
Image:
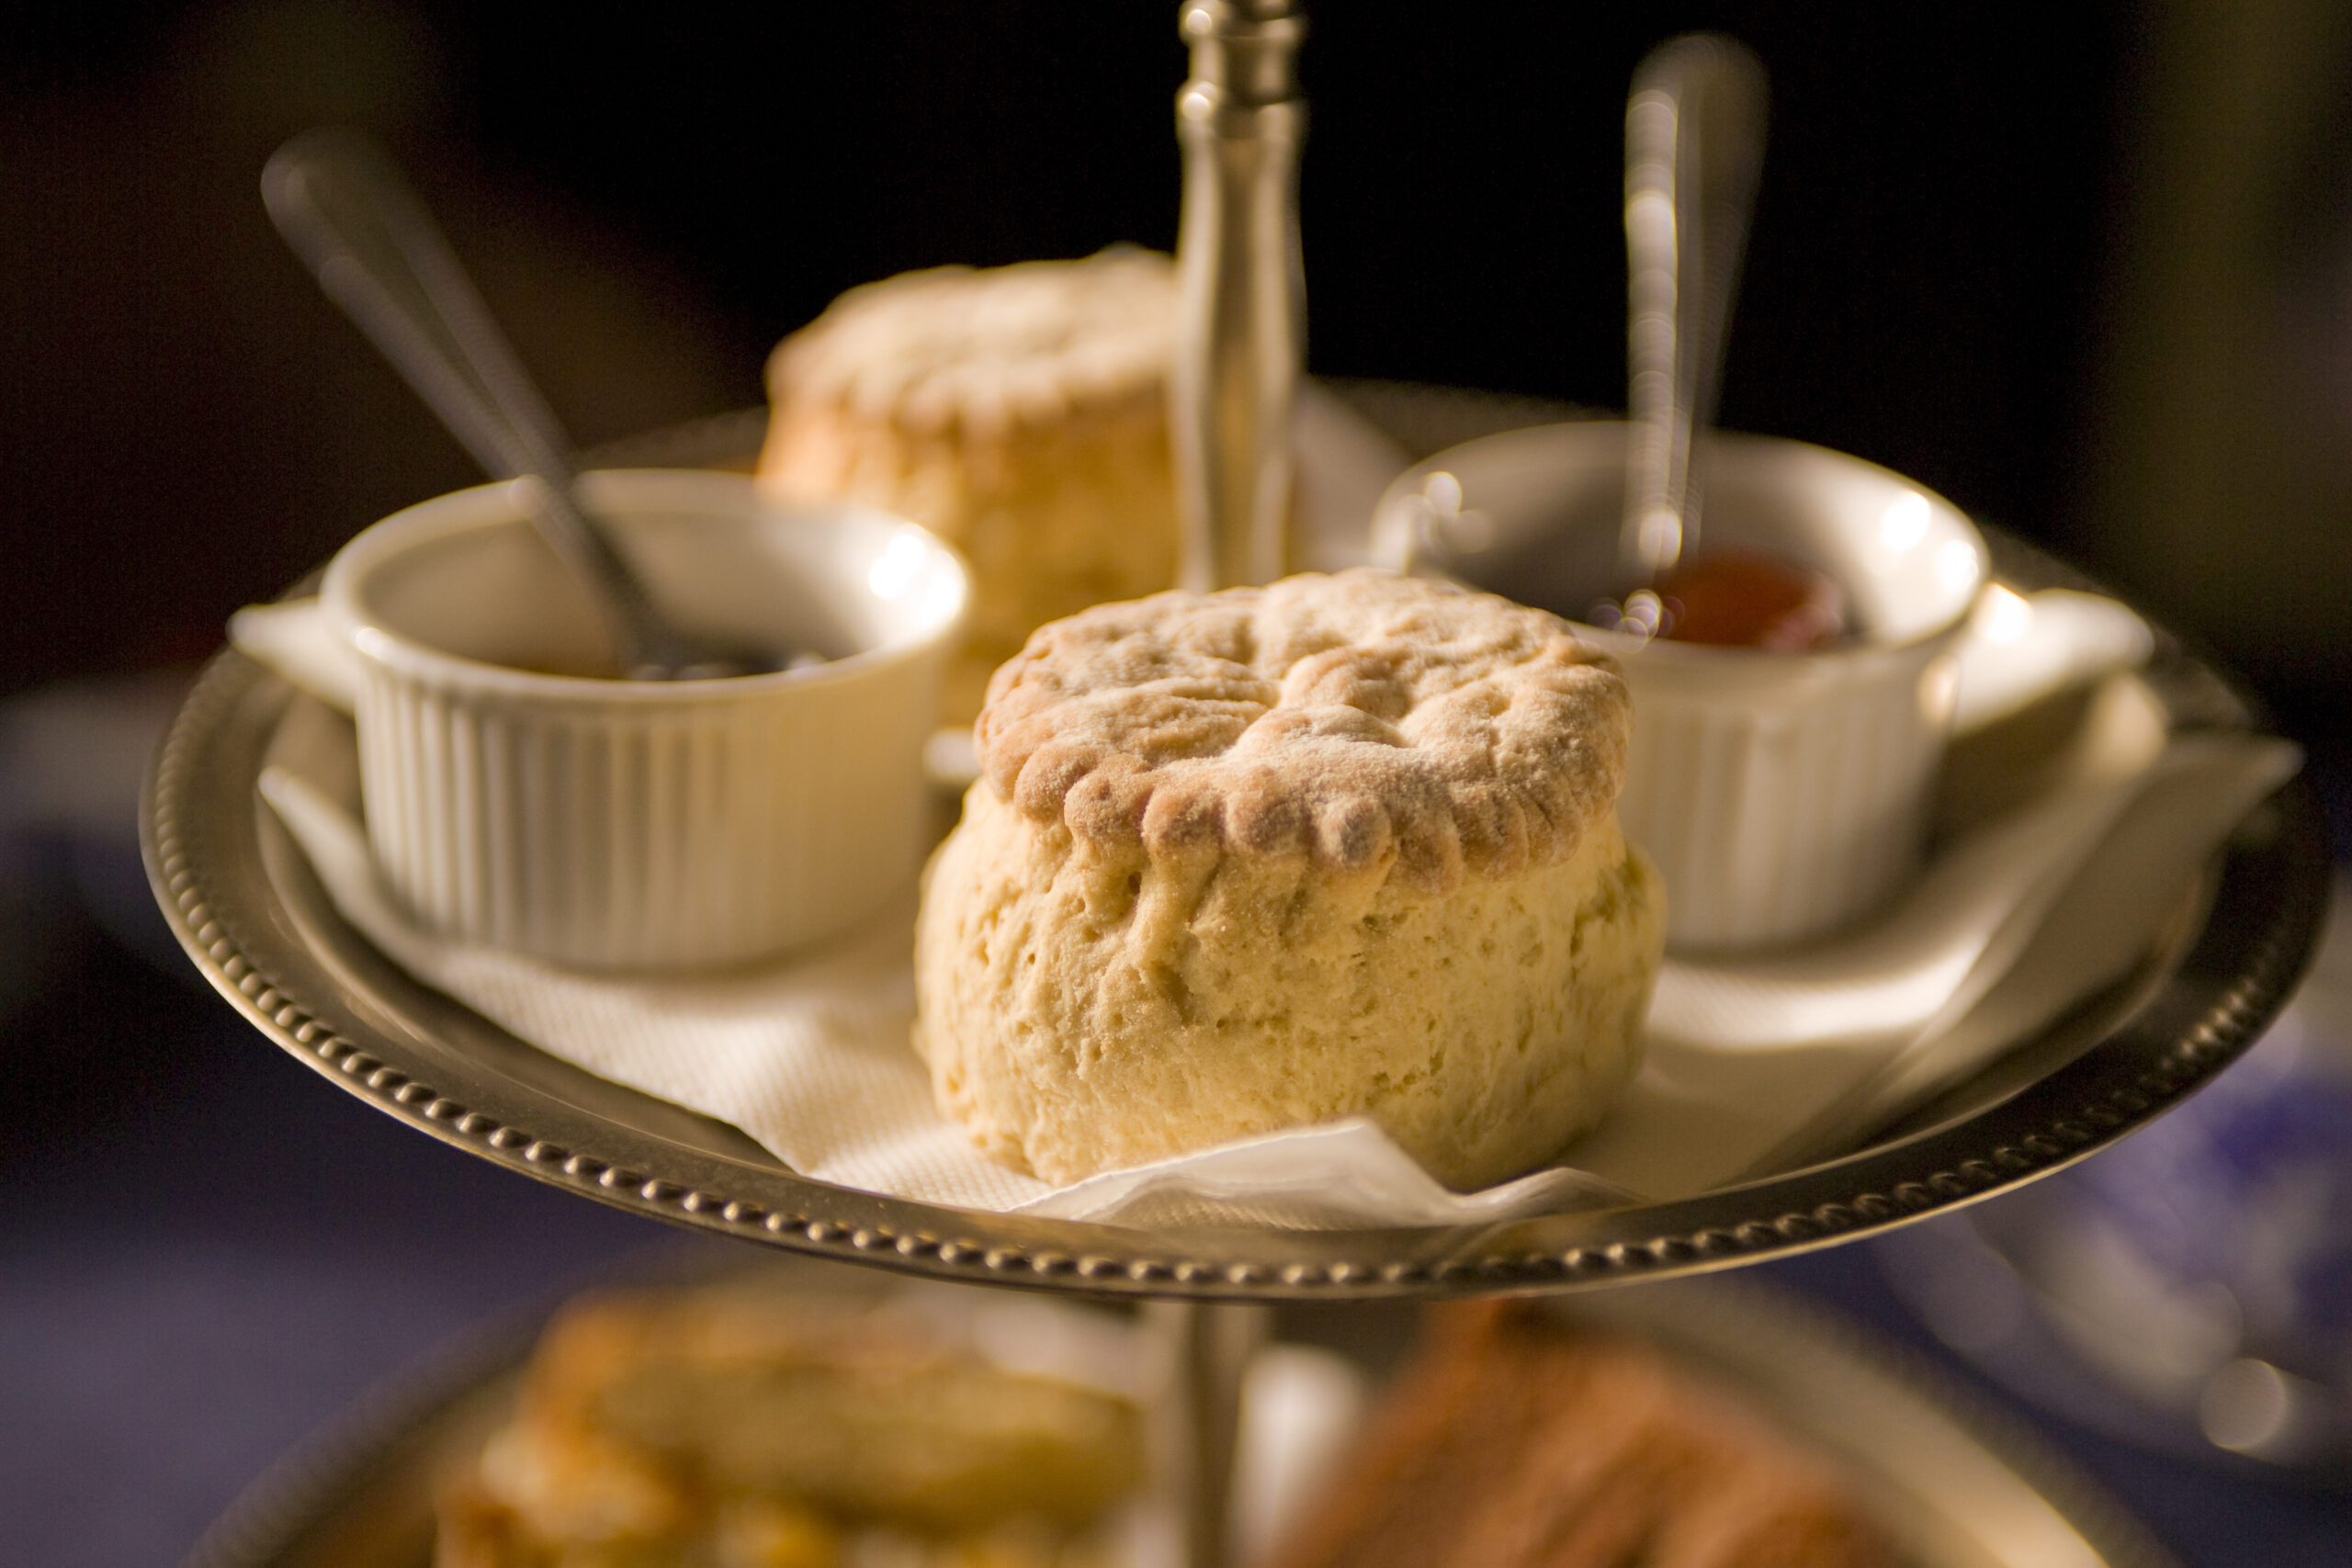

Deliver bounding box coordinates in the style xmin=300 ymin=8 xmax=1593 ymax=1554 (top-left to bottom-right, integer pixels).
xmin=1623 ymin=34 xmax=1768 ymax=581
xmin=262 ymin=129 xmax=668 ymax=671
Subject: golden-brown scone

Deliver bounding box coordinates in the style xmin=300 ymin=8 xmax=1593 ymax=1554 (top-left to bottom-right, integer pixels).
xmin=758 ymin=248 xmax=1177 ymax=724
xmin=914 ymin=569 xmax=1667 ymax=1189
xmin=1263 ymin=1302 xmax=1892 ymax=1568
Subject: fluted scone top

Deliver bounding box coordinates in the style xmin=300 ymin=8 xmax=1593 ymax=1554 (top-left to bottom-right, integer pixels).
xmin=976 ymin=568 xmax=1631 ymax=894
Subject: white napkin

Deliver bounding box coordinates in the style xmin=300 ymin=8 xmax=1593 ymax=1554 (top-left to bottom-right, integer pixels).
xmin=1567 ymin=721 xmax=2301 ymax=1200
xmin=251 ymin=591 xmax=2301 ymax=1230
xmin=261 ymin=763 xmax=1634 ymax=1227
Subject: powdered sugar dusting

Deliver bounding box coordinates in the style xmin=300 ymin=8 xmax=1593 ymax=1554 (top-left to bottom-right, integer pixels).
xmin=976 ymin=570 xmax=1630 ymax=893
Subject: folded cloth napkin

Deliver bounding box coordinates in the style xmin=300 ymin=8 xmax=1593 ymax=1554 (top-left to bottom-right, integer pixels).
xmin=252 ymin=595 xmax=2301 ymax=1230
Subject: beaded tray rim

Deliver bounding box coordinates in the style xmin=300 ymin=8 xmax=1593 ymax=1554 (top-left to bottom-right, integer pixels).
xmin=141 ymin=383 xmax=2332 ymax=1302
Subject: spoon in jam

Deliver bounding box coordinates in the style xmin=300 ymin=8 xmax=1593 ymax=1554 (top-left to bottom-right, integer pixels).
xmin=263 ymin=129 xmax=791 ymax=681
xmin=1607 ymin=36 xmax=1837 ymax=650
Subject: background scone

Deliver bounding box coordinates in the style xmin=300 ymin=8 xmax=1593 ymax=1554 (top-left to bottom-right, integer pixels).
xmin=758 ymin=248 xmax=1177 ymax=724
xmin=914 ymin=569 xmax=1666 ymax=1190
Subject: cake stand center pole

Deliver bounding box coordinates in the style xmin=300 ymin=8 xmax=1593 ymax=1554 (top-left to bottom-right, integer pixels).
xmin=1164 ymin=10 xmax=1302 ymax=1562
xmin=1171 ymin=0 xmax=1306 ymax=594
xmin=1148 ymin=1298 xmax=1273 ymax=1568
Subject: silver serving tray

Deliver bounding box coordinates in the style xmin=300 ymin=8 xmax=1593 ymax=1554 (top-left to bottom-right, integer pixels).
xmin=141 ymin=384 xmax=2332 ymax=1302
xmin=180 ymin=1258 xmax=2179 ymax=1568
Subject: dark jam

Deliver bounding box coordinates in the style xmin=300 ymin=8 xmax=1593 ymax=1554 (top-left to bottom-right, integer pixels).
xmin=1591 ymin=548 xmax=1847 ymax=651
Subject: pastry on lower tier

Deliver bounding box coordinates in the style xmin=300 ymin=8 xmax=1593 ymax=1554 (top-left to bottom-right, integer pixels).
xmin=913 ymin=568 xmax=1666 ymax=1190
xmin=435 ymin=1281 xmax=1147 ymax=1568
xmin=757 ymin=247 xmax=1178 ymax=724
xmin=1264 ymin=1302 xmax=1891 ymax=1568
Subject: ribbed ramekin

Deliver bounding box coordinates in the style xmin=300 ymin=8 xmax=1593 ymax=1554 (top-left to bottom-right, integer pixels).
xmin=1377 ymin=423 xmax=1985 ymax=951
xmin=262 ymin=469 xmax=965 ymax=970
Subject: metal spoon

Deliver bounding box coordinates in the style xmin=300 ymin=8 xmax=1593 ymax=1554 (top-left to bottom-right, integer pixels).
xmin=263 ymin=129 xmax=783 ymax=681
xmin=1621 ymin=34 xmax=1768 ymax=590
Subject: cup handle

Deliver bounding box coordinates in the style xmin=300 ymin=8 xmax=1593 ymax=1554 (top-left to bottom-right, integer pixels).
xmin=1951 ymin=586 xmax=2154 ymax=737
xmin=228 ymin=600 xmax=363 ymax=714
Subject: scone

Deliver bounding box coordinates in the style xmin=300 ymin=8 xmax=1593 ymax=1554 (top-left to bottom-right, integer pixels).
xmin=758 ymin=248 xmax=1178 ymax=723
xmin=913 ymin=568 xmax=1667 ymax=1190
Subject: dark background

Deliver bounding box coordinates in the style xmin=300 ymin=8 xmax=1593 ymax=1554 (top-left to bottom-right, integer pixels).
xmin=13 ymin=0 xmax=2347 ymax=753
xmin=6 ymin=4 xmax=2352 ymax=1565
xmin=2 ymin=0 xmax=2137 ymax=690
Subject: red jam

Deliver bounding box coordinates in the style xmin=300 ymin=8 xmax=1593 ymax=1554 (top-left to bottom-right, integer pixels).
xmin=1652 ymin=547 xmax=1846 ymax=651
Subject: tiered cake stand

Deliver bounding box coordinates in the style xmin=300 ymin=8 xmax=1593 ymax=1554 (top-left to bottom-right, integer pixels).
xmin=143 ymin=381 xmax=2329 ymax=1303
xmin=147 ymin=382 xmax=2329 ymax=1568
xmin=141 ymin=9 xmax=2335 ymax=1563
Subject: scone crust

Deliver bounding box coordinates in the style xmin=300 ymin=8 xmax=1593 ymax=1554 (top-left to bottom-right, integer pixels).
xmin=761 ymin=248 xmax=1171 ymax=440
xmin=978 ymin=569 xmax=1632 ymax=895
xmin=916 ymin=784 xmax=1664 ymax=1189
xmin=757 ymin=249 xmax=1178 ymax=723
xmin=917 ymin=571 xmax=1664 ymax=1190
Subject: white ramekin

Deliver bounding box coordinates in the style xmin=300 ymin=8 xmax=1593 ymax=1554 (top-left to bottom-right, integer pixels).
xmin=236 ymin=469 xmax=967 ymax=971
xmin=1376 ymin=423 xmax=1987 ymax=952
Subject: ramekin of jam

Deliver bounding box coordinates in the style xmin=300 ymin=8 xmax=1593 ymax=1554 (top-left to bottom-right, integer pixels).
xmin=1375 ymin=423 xmax=1987 ymax=951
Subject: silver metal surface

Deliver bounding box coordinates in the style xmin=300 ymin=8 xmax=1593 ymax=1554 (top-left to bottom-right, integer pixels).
xmin=1170 ymin=0 xmax=1306 ymax=592
xmin=142 ymin=385 xmax=2329 ymax=1303
xmin=180 ymin=1263 xmax=2179 ymax=1568
xmin=1157 ymin=36 xmax=1312 ymax=1540
xmin=1146 ymin=1300 xmax=1271 ymax=1568
xmin=262 ymin=130 xmax=775 ymax=681
xmin=1622 ymin=35 xmax=1767 ymax=581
